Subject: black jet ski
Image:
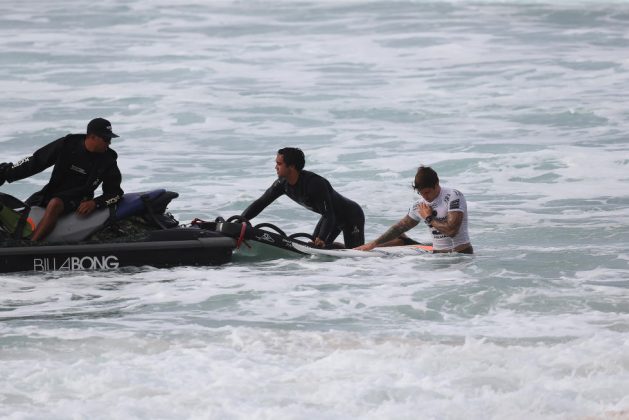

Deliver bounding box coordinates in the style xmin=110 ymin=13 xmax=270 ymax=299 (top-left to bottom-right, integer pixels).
xmin=0 ymin=190 xmax=235 ymax=273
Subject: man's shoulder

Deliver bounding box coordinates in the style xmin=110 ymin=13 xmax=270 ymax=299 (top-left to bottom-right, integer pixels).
xmin=442 ymin=186 xmax=465 ymax=197
xmin=301 ymin=170 xmax=324 ymax=180
xmin=106 ymin=148 xmax=118 ymax=160
xmin=409 ymin=197 xmax=425 ymax=210
xmin=43 ymin=133 xmax=81 ymax=147
xmin=36 ymin=133 xmax=83 ymax=153
xmin=407 ymin=198 xmax=423 ymax=220
xmin=63 ymin=133 xmax=86 ymax=143
xmin=442 ymin=186 xmax=466 ymax=211
xmin=300 ymin=170 xmax=330 ymax=187
xmin=272 ymin=177 xmax=286 ymax=187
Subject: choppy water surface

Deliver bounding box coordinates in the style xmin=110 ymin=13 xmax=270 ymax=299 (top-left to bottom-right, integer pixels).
xmin=1 ymin=1 xmax=629 ymax=418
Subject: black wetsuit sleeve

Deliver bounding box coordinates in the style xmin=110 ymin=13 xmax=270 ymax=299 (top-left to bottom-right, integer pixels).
xmin=93 ymin=163 xmax=124 ymax=209
xmin=241 ymin=180 xmax=285 ymax=221
xmin=309 ymin=177 xmax=337 ymax=243
xmin=5 ymin=137 xmax=65 ymax=183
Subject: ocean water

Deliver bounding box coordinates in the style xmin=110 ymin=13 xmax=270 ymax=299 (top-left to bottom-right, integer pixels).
xmin=1 ymin=0 xmax=629 ymax=418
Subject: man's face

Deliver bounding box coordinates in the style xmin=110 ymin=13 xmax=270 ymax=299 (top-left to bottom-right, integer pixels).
xmin=88 ymin=134 xmax=110 ymax=153
xmin=418 ymin=186 xmax=439 ymax=202
xmin=275 ymin=154 xmax=291 ymax=178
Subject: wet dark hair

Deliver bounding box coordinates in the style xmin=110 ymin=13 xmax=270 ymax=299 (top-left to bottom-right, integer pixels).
xmin=278 ymin=147 xmax=305 ymax=171
xmin=413 ymin=166 xmax=439 ymax=190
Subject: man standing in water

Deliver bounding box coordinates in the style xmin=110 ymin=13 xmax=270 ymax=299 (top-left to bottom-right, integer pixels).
xmin=241 ymin=147 xmax=365 ymax=248
xmin=356 ymin=166 xmax=473 ymax=254
xmin=0 ymin=118 xmax=124 ymax=241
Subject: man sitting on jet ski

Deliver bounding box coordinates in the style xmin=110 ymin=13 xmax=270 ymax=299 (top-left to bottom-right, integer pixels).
xmin=0 ymin=118 xmax=123 ymax=241
xmin=241 ymin=147 xmax=365 ymax=248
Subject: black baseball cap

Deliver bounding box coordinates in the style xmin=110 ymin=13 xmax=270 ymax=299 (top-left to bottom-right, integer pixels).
xmin=87 ymin=118 xmax=119 ymax=139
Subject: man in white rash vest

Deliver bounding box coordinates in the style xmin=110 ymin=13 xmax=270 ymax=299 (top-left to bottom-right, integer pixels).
xmin=356 ymin=165 xmax=473 ymax=254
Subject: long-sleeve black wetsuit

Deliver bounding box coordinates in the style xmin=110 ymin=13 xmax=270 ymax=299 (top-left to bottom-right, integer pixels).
xmin=241 ymin=170 xmax=364 ymax=248
xmin=3 ymin=134 xmax=123 ymax=212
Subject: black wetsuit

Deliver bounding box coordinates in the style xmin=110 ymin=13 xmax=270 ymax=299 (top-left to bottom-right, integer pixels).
xmin=241 ymin=170 xmax=365 ymax=248
xmin=4 ymin=134 xmax=123 ymax=213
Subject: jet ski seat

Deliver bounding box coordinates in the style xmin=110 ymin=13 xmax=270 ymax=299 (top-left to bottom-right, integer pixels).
xmin=113 ymin=189 xmax=175 ymax=221
xmin=25 ymin=189 xmax=180 ymax=243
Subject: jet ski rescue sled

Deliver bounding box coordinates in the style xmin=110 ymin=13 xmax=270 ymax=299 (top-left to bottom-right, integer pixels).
xmin=0 ymin=190 xmax=235 ymax=273
xmin=191 ymin=216 xmax=312 ymax=259
xmin=193 ymin=216 xmax=433 ymax=259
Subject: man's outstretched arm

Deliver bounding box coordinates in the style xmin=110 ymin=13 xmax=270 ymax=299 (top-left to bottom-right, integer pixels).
xmin=355 ymin=215 xmax=419 ymax=251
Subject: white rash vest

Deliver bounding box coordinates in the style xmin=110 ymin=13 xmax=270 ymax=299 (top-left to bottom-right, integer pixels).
xmin=407 ymin=186 xmax=470 ymax=251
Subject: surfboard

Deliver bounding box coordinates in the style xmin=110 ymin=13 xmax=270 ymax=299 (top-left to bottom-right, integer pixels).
xmin=199 ymin=220 xmax=434 ymax=259
xmin=292 ymin=242 xmax=433 ymax=258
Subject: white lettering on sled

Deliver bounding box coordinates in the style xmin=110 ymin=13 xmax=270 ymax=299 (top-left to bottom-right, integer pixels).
xmin=33 ymin=255 xmax=119 ymax=272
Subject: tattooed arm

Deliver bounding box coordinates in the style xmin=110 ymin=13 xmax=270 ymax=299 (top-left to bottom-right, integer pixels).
xmin=355 ymin=215 xmax=419 ymax=250
xmin=431 ymin=211 xmax=463 ymax=237
xmin=418 ymin=202 xmax=463 ymax=237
